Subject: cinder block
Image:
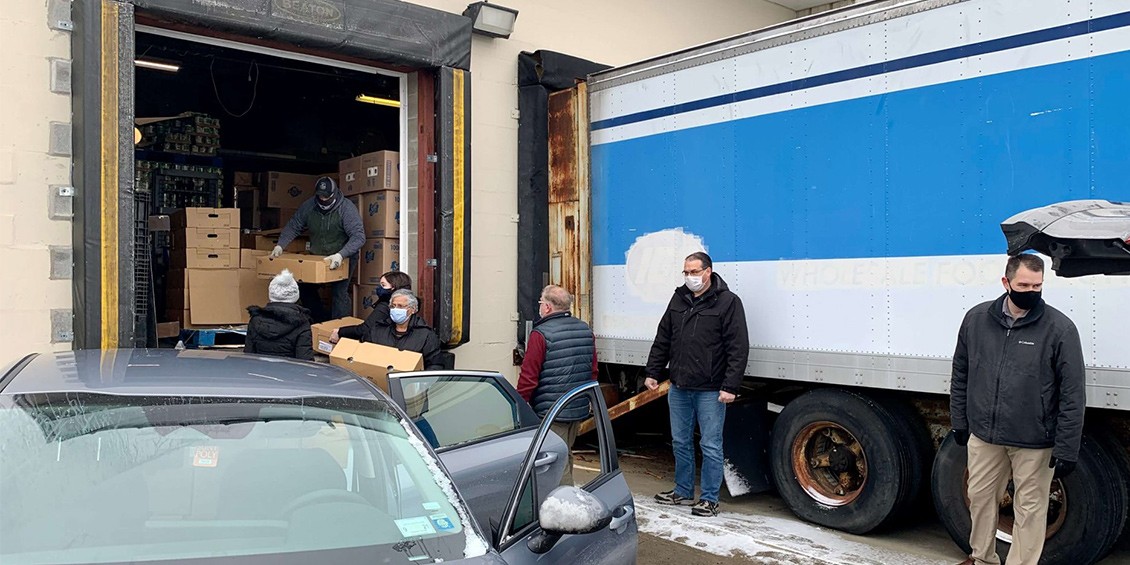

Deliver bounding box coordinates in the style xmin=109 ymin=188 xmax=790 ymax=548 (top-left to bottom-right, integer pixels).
xmin=49 ymin=184 xmax=74 ymax=220
xmin=49 ymin=246 xmax=71 ymax=279
xmin=47 ymin=0 xmax=74 ymax=32
xmin=49 ymin=58 xmax=71 ymax=94
xmin=51 ymin=308 xmax=73 ymax=343
xmin=48 ymin=122 xmax=71 ymax=156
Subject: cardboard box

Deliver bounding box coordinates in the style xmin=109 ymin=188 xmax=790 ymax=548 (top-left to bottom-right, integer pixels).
xmin=267 ymin=172 xmax=320 ymax=208
xmin=353 ymin=284 xmax=381 ymax=319
xmin=156 ymin=321 xmax=181 ymax=339
xmin=173 ymin=227 xmax=240 ymax=250
xmin=358 ymin=238 xmax=401 ymax=285
xmin=311 ymin=317 xmax=365 ymax=355
xmin=241 ymin=248 xmax=269 ymax=269
xmin=355 ymin=191 xmax=400 ymax=239
xmin=241 ymin=231 xmax=309 ymax=253
xmin=339 ymin=156 xmax=363 ymax=196
xmin=239 ymin=266 xmax=272 ymax=324
xmin=234 ymin=171 xmax=256 ymax=186
xmin=363 ymin=151 xmax=398 ymax=193
xmin=257 ymin=253 xmax=349 ymax=283
xmin=340 ymin=151 xmax=398 ymax=195
xmin=172 ymin=208 xmax=240 ymax=230
xmin=328 ymin=338 xmax=423 ymax=392
xmin=188 ymin=269 xmax=243 ymax=325
xmin=171 ymin=248 xmax=239 ymax=269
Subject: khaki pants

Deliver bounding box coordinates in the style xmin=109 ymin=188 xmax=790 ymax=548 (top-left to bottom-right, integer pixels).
xmin=550 ymin=420 xmax=581 ymax=487
xmin=966 ymin=434 xmax=1054 ymax=565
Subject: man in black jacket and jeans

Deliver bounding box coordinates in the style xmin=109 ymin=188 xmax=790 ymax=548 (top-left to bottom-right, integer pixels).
xmin=645 ymin=252 xmax=749 ymax=517
xmin=950 ymin=254 xmax=1085 ymax=565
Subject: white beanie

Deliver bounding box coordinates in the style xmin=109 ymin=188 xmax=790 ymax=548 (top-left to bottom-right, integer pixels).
xmin=269 ymin=269 xmax=300 ymax=304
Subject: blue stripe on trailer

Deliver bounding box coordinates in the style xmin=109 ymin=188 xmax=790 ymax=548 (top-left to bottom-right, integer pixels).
xmin=592 ymin=50 xmax=1130 ymax=266
xmin=592 ymin=11 xmax=1130 ymax=131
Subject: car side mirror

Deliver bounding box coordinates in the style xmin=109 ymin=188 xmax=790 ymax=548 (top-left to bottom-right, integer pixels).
xmin=538 ymin=486 xmax=613 ymax=536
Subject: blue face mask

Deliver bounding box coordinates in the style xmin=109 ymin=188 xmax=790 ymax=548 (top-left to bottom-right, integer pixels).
xmin=390 ymin=308 xmax=410 ymax=324
xmin=376 ymin=286 xmax=393 ymax=298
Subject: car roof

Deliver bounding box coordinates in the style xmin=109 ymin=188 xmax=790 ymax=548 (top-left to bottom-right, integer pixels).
xmin=1 ymin=349 xmax=383 ymax=400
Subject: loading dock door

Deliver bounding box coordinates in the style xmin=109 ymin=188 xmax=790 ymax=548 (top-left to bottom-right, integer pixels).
xmin=72 ymin=0 xmax=473 ymax=349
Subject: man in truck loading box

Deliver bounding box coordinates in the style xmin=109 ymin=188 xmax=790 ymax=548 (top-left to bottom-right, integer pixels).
xmin=270 ymin=176 xmax=365 ymax=321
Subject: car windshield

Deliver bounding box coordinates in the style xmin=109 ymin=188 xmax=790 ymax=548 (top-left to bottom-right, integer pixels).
xmin=0 ymin=392 xmax=483 ymax=564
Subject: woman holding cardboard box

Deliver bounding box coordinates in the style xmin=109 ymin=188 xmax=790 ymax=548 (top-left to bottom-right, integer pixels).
xmin=333 ymin=270 xmax=411 ymax=343
xmin=270 ymin=176 xmax=365 ymax=322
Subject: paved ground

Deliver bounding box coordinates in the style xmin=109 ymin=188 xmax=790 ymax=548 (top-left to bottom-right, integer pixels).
xmin=575 ymin=436 xmax=1130 ymax=564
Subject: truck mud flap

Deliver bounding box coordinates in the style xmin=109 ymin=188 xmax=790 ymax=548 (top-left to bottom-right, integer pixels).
xmin=722 ymin=399 xmax=773 ymax=496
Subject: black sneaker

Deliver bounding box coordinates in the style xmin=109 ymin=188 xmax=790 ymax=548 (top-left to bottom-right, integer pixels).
xmin=691 ymin=500 xmax=719 ymax=517
xmin=654 ymin=490 xmax=694 ymax=506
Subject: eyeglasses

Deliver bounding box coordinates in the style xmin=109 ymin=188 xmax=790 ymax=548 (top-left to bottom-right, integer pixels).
xmin=682 ymin=268 xmax=706 ymax=276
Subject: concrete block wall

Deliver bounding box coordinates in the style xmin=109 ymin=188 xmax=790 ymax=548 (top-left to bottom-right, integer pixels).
xmin=411 ymin=0 xmax=796 ymax=380
xmin=0 ymin=0 xmax=74 ymax=365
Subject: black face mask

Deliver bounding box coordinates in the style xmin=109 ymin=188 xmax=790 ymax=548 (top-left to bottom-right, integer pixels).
xmin=1007 ymin=284 xmax=1042 ymax=311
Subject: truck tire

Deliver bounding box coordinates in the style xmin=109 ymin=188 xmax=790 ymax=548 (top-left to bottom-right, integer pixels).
xmin=875 ymin=396 xmax=935 ymax=521
xmin=931 ymin=432 xmax=1127 ymax=565
xmin=769 ymin=388 xmax=911 ymax=534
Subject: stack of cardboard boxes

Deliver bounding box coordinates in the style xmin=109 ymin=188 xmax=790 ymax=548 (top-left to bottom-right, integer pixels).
xmin=166 ymin=208 xmax=270 ymax=327
xmin=341 ymin=150 xmax=401 ymax=318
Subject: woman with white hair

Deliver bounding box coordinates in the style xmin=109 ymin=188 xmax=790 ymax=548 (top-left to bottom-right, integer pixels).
xmin=363 ymin=289 xmax=444 ymax=371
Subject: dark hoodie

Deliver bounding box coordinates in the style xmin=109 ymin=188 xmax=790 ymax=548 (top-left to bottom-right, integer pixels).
xmin=245 ymin=303 xmax=315 ymax=361
xmin=645 ymin=273 xmax=750 ymax=393
xmin=364 ymin=315 xmax=444 ymax=371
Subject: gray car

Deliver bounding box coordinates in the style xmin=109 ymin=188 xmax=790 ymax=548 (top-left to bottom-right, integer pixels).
xmin=0 ymin=349 xmax=637 ymax=564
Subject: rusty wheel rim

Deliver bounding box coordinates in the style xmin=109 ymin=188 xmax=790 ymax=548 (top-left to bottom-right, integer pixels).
xmin=792 ymin=421 xmax=868 ymax=507
xmin=961 ymin=471 xmax=1068 ymax=541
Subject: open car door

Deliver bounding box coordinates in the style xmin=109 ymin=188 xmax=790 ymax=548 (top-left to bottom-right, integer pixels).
xmin=495 ymin=381 xmax=638 ymax=564
xmin=385 ymin=370 xmax=569 ymax=534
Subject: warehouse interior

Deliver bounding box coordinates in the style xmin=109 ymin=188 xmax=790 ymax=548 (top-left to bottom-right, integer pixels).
xmin=132 ymin=29 xmax=407 ymax=343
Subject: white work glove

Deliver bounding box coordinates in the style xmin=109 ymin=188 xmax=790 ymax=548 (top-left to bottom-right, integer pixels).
xmin=269 ymin=245 xmax=284 ymax=258
xmin=325 ymin=253 xmax=344 ymax=270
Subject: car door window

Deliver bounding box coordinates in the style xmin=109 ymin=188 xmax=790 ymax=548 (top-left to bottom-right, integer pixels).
xmin=501 ymin=387 xmax=617 ymax=542
xmin=392 ymin=375 xmax=528 ymax=449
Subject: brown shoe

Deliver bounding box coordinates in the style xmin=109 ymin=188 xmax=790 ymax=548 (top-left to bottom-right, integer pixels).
xmin=956 ymin=558 xmax=975 ymax=565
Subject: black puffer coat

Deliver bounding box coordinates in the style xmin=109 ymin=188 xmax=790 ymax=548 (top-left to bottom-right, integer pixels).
xmin=245 ymin=303 xmax=315 ymax=361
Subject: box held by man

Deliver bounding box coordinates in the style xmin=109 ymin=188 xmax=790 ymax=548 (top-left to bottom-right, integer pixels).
xmin=258 ymin=253 xmax=349 ymax=283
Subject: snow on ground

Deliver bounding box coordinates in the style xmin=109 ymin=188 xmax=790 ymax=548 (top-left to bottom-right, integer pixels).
xmin=634 ymin=498 xmax=952 ymax=565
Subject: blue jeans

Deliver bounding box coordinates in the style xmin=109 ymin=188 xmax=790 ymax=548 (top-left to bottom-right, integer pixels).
xmin=669 ymin=384 xmax=727 ymax=503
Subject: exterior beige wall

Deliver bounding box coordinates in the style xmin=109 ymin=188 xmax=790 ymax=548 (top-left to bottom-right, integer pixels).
xmin=411 ymin=0 xmax=796 ymax=380
xmin=0 ymin=1 xmax=73 ymax=366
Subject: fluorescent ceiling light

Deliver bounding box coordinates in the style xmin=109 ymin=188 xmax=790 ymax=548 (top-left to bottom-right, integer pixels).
xmin=356 ymin=94 xmax=400 ymax=108
xmin=463 ymin=2 xmax=518 ymax=39
xmin=135 ymin=59 xmax=180 ymax=72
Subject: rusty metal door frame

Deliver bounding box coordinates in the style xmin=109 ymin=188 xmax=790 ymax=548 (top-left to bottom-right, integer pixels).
xmin=547 ymin=83 xmax=592 ymax=324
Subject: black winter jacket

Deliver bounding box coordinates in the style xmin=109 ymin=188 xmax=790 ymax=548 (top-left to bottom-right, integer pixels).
xmin=646 ymin=273 xmax=749 ymax=394
xmin=245 ymin=303 xmax=314 ymax=361
xmin=950 ymin=294 xmax=1086 ymax=461
xmin=364 ymin=316 xmax=444 ymax=371
xmin=338 ymin=295 xmax=391 ymax=342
